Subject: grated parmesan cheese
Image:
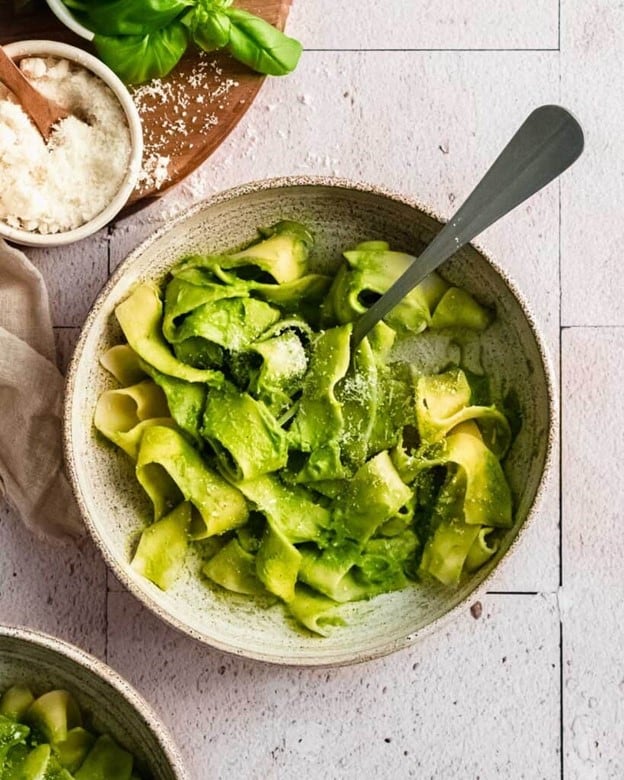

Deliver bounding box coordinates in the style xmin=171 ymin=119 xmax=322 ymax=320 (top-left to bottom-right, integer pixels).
xmin=131 ymin=53 xmax=239 ymax=193
xmin=0 ymin=57 xmax=131 ymax=235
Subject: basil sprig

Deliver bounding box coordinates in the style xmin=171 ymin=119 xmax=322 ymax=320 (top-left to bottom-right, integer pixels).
xmin=94 ymin=23 xmax=190 ymax=85
xmin=64 ymin=0 xmax=302 ymax=84
xmin=87 ymin=0 xmax=194 ymax=36
xmin=225 ymin=8 xmax=303 ymax=76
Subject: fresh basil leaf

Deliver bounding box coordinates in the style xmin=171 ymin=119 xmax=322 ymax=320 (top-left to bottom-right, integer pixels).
xmin=94 ymin=22 xmax=189 ymax=84
xmin=225 ymin=8 xmax=302 ymax=76
xmin=182 ymin=5 xmax=231 ymax=51
xmin=85 ymin=0 xmax=192 ymax=36
xmin=61 ymin=0 xmax=88 ymax=11
xmin=195 ymin=0 xmax=233 ymax=9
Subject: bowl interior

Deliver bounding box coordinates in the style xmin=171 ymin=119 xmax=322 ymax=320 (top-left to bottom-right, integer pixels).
xmin=66 ymin=181 xmax=553 ymax=665
xmin=0 ymin=628 xmax=183 ymax=779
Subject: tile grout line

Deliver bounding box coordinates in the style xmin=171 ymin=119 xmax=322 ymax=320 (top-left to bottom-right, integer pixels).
xmin=558 ymin=180 xmax=563 ymax=593
xmin=558 ymin=16 xmax=564 ymax=775
xmin=104 ymin=578 xmax=109 ymax=664
xmin=560 ymin=619 xmax=564 ymax=779
xmin=107 ymin=224 xmax=113 ymax=278
xmin=561 ymin=324 xmax=624 ymax=329
xmin=105 ymin=224 xmax=113 ymax=665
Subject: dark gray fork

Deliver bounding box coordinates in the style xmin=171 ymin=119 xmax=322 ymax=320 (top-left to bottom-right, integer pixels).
xmin=351 ymin=105 xmax=584 ymax=347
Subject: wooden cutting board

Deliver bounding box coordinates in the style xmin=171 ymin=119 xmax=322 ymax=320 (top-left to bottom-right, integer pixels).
xmin=0 ymin=0 xmax=292 ymax=210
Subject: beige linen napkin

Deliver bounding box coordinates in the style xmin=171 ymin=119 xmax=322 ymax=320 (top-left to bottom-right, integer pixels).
xmin=0 ymin=238 xmax=83 ymax=538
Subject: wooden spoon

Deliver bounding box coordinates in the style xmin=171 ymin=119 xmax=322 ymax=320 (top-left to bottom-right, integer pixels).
xmin=0 ymin=45 xmax=69 ymax=141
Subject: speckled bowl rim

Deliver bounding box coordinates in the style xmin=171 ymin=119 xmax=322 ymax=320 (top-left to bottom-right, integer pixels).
xmin=0 ymin=624 xmax=189 ymax=778
xmin=64 ymin=175 xmax=557 ymax=667
xmin=0 ymin=40 xmax=143 ymax=248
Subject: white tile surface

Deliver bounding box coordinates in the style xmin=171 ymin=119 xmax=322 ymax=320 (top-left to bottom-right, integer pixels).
xmin=562 ymin=328 xmax=624 ymax=779
xmin=0 ymin=503 xmax=106 ymax=657
xmin=28 ymin=231 xmax=109 ymax=327
xmin=54 ymin=327 xmax=80 ymax=374
xmin=2 ymin=1 xmax=622 ymax=777
xmin=289 ymin=1 xmax=559 ymax=50
xmin=560 ymin=0 xmax=624 ymax=326
xmin=108 ymin=591 xmax=560 ymax=780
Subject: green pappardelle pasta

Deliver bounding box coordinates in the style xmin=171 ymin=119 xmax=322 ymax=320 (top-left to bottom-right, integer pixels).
xmin=0 ymin=685 xmax=143 ymax=779
xmin=95 ymin=221 xmax=516 ymax=636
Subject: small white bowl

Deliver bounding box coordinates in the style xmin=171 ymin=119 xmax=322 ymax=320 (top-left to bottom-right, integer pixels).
xmin=45 ymin=0 xmax=94 ymax=41
xmin=0 ymin=40 xmax=142 ymax=248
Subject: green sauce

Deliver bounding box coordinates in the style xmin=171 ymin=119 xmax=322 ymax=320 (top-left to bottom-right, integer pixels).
xmin=95 ymin=222 xmax=515 ymax=636
xmin=0 ymin=686 xmax=143 ymax=779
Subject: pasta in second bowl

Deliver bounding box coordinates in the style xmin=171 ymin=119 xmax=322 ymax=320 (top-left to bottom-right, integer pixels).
xmin=65 ymin=178 xmax=555 ymax=666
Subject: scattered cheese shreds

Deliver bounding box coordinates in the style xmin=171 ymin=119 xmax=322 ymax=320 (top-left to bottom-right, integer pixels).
xmin=131 ymin=53 xmax=239 ymax=193
xmin=137 ymin=154 xmax=171 ymax=191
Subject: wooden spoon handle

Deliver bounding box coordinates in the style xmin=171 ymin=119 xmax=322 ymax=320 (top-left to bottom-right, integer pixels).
xmin=0 ymin=46 xmax=69 ymax=140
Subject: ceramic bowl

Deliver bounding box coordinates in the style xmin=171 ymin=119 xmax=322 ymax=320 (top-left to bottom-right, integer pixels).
xmin=65 ymin=177 xmax=555 ymax=666
xmin=45 ymin=0 xmax=94 ymax=41
xmin=0 ymin=625 xmax=188 ymax=778
xmin=0 ymin=40 xmax=142 ymax=248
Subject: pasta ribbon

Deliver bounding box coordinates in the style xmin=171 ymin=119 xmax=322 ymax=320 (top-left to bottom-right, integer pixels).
xmin=298 ymin=542 xmax=363 ymax=602
xmin=418 ymin=515 xmax=484 ymax=586
xmin=287 ymin=586 xmax=345 ymax=637
xmin=141 ymin=366 xmax=207 ymax=443
xmin=333 ymin=451 xmax=413 ymax=544
xmin=202 ymin=538 xmax=268 ymax=597
xmin=115 ymin=282 xmax=223 ymax=385
xmin=131 ymin=501 xmax=191 ymax=590
xmin=416 ymin=422 xmax=509 ymax=585
xmin=415 ymin=367 xmax=511 ymax=457
xmin=93 ymin=380 xmax=175 ymax=460
xmin=289 ymin=324 xmax=351 ymax=481
xmin=255 ymin=523 xmax=301 ymax=602
xmin=202 ymin=384 xmax=289 ymax=481
xmin=100 ymin=343 xmax=145 ymax=385
xmin=235 ymin=475 xmax=329 ymax=544
xmin=169 ymin=297 xmax=281 ymax=351
xmin=248 ymin=330 xmax=308 ymax=416
xmin=174 ymin=220 xmax=313 ymax=284
xmin=136 ymin=426 xmax=248 ymax=537
xmin=0 ymin=684 xmax=137 ymax=778
xmin=443 ymin=427 xmax=512 ymax=528
xmin=162 ymin=274 xmax=248 ymax=342
xmin=74 ymin=735 xmax=134 ymax=780
xmin=465 ymin=527 xmax=498 ymax=572
xmin=367 ymin=361 xmax=416 ymax=456
xmin=250 ymin=274 xmax=331 ymax=309
xmin=335 ymin=336 xmax=378 ymax=469
xmin=25 ymin=690 xmax=81 ymax=744
xmin=430 ymin=286 xmax=492 ymax=331
xmin=324 ymin=240 xmax=448 ymax=334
